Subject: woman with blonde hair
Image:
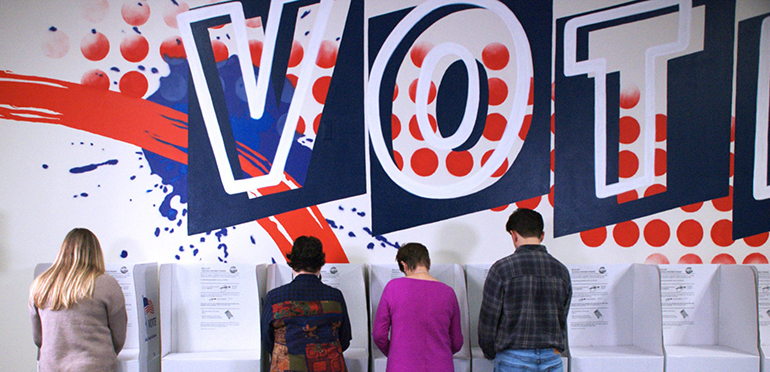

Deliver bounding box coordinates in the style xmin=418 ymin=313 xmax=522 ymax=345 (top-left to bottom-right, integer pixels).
xmin=29 ymin=228 xmax=127 ymax=372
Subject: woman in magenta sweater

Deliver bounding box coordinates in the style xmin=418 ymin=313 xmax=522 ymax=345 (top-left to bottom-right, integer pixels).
xmin=372 ymin=243 xmax=464 ymax=372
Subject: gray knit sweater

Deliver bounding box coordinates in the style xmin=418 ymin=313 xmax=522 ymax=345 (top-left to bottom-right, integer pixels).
xmin=30 ymin=273 xmax=127 ymax=372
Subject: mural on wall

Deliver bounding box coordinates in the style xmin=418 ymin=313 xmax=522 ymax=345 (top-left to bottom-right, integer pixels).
xmin=0 ymin=0 xmax=768 ymax=265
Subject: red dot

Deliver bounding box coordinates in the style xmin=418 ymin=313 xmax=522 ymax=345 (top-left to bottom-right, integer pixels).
xmin=43 ymin=28 xmax=70 ymax=59
xmin=160 ymin=36 xmax=186 ymax=59
xmin=550 ymin=149 xmax=555 ymax=173
xmin=119 ymin=71 xmax=148 ymax=98
xmin=312 ymin=76 xmax=331 ymax=104
xmin=393 ymin=84 xmax=399 ymax=101
xmin=296 ymin=116 xmax=305 ymax=134
xmin=286 ymin=74 xmax=298 ymax=88
xmin=490 ymin=205 xmax=509 ymax=212
xmin=516 ymin=196 xmax=541 ymax=210
xmin=482 ymin=42 xmax=509 ymax=71
xmin=548 ymin=185 xmax=555 ymax=207
xmin=645 ymin=253 xmax=670 ymax=264
xmin=411 ymin=148 xmax=439 ymax=177
xmin=619 ymin=150 xmax=639 ymax=178
xmin=120 ymin=34 xmax=149 ymax=62
xmin=617 ymin=190 xmax=638 ymax=204
xmin=121 ymin=1 xmax=151 ymax=26
xmin=316 ymin=40 xmax=337 ymax=69
xmin=678 ymin=253 xmax=703 ymax=264
xmin=393 ymin=151 xmax=404 ymax=171
xmin=408 ymin=79 xmax=437 ymax=104
xmin=528 ymin=77 xmax=534 ymax=105
xmin=488 ymin=78 xmax=508 ymax=106
xmin=712 ymin=186 xmax=732 ymax=212
xmin=288 ymin=40 xmax=303 ymax=68
xmin=446 ymin=151 xmax=474 ymax=177
xmin=410 ymin=41 xmax=433 ymax=68
xmin=481 ymin=150 xmax=508 ymax=177
xmin=81 ymin=69 xmax=110 ymax=90
xmin=580 ymin=227 xmax=607 ymax=247
xmin=313 ymin=114 xmax=321 ymax=135
xmin=655 ymin=114 xmax=667 ymax=142
xmin=654 ymin=149 xmax=667 ymax=176
xmin=644 ymin=219 xmax=670 ymax=247
xmin=742 ymin=253 xmax=769 ymax=264
xmin=613 ymin=221 xmax=640 ymax=247
xmin=711 ymin=253 xmax=736 ymax=264
xmin=81 ymin=30 xmax=110 ymax=61
xmin=483 ymin=113 xmax=507 ymax=141
xmin=409 ymin=115 xmax=437 ymax=141
xmin=644 ymin=184 xmax=667 ymax=197
xmin=711 ymin=219 xmax=734 ymax=247
xmin=745 ymin=232 xmax=769 ymax=247
xmin=391 ymin=114 xmax=401 ymax=140
xmin=681 ymin=202 xmax=703 ymax=213
xmin=677 ymin=220 xmax=703 ymax=247
xmin=619 ymin=116 xmax=640 ymax=144
xmin=519 ymin=114 xmax=531 ymax=140
xmin=211 ymin=40 xmax=228 ymax=63
xmin=245 ymin=17 xmax=262 ymax=28
xmin=248 ymin=39 xmax=263 ymax=66
xmin=619 ymin=84 xmax=640 ymax=109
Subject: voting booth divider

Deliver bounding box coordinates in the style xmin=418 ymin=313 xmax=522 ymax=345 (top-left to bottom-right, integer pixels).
xmin=34 ymin=263 xmax=161 ymax=372
xmin=264 ymin=263 xmax=370 ymax=372
xmin=368 ymin=263 xmax=472 ymax=372
xmin=159 ymin=263 xmax=261 ymax=372
xmin=755 ymin=265 xmax=770 ymax=372
xmin=659 ymin=264 xmax=760 ymax=372
xmin=567 ymin=264 xmax=664 ymax=372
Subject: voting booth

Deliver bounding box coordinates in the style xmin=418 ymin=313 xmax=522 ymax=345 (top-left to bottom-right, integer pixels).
xmin=34 ymin=262 xmax=161 ymax=372
xmin=368 ymin=264 xmax=471 ymax=372
xmin=567 ymin=264 xmax=664 ymax=372
xmin=752 ymin=265 xmax=770 ymax=372
xmin=659 ymin=264 xmax=760 ymax=372
xmin=264 ymin=263 xmax=370 ymax=372
xmin=159 ymin=263 xmax=261 ymax=372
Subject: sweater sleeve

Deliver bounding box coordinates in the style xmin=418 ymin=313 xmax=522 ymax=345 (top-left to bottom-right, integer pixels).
xmin=102 ymin=275 xmax=127 ymax=354
xmin=371 ymin=285 xmax=392 ymax=356
xmin=448 ymin=288 xmax=464 ymax=354
xmin=261 ymin=292 xmax=275 ymax=353
xmin=29 ymin=299 xmax=42 ymax=349
xmin=478 ymin=266 xmax=503 ymax=359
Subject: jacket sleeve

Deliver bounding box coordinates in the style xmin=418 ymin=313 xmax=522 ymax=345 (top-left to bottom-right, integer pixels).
xmin=448 ymin=288 xmax=464 ymax=354
xmin=478 ymin=266 xmax=503 ymax=359
xmin=337 ymin=290 xmax=352 ymax=351
xmin=261 ymin=293 xmax=275 ymax=354
xmin=371 ymin=285 xmax=392 ymax=356
xmin=103 ymin=275 xmax=128 ymax=354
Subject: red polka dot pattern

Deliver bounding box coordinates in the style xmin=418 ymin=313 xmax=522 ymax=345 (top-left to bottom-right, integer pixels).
xmin=580 ymin=227 xmax=607 ymax=247
xmin=710 ymin=219 xmax=734 ymax=247
xmin=613 ymin=221 xmax=640 ymax=247
xmin=411 ymin=148 xmax=439 ymax=177
xmin=644 ymin=219 xmax=670 ymax=247
xmin=645 ymin=253 xmax=670 ymax=265
xmin=446 ymin=151 xmax=473 ymax=177
xmin=710 ymin=253 xmax=736 ymax=264
xmin=678 ymin=253 xmax=703 ymax=264
xmin=677 ymin=220 xmax=703 ymax=247
xmin=482 ymin=42 xmax=509 ymax=71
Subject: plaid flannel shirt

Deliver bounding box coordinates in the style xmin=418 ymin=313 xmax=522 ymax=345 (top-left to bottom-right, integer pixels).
xmin=478 ymin=245 xmax=572 ymax=359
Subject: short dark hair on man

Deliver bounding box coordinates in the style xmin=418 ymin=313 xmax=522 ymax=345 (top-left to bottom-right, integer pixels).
xmin=505 ymin=208 xmax=544 ymax=238
xmin=396 ymin=242 xmax=431 ymax=272
xmin=286 ymin=236 xmax=326 ymax=273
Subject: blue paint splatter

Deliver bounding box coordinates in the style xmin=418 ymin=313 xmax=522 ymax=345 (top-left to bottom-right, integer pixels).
xmin=250 ymin=236 xmax=256 ymax=244
xmin=138 ymin=65 xmax=145 ymax=71
xmin=111 ymin=67 xmax=120 ymax=72
xmin=363 ymin=227 xmax=400 ymax=248
xmin=49 ymin=26 xmax=57 ymax=32
xmin=154 ymin=227 xmax=160 ymax=237
xmin=175 ymin=255 xmax=180 ymax=260
xmin=132 ymin=26 xmax=141 ymax=34
xmin=69 ymin=159 xmax=118 ymax=174
xmin=151 ymin=67 xmax=158 ymax=74
xmin=179 ymin=246 xmax=184 ymax=252
xmin=79 ymin=193 xmax=89 ymax=197
xmin=348 ymin=231 xmax=356 ymax=238
xmin=214 ymin=228 xmax=228 ymax=242
xmin=326 ymin=219 xmax=339 ymax=229
xmin=120 ymin=250 xmax=128 ymax=258
xmin=193 ymin=249 xmax=199 ymax=256
xmin=367 ymin=243 xmax=374 ymax=249
xmin=42 ymin=164 xmax=49 ymax=169
xmin=357 ymin=211 xmax=365 ymax=217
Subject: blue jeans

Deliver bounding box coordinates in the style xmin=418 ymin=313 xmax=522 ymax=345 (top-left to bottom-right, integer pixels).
xmin=494 ymin=348 xmax=563 ymax=372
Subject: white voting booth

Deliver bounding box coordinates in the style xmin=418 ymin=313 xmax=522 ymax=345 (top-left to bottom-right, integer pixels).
xmin=159 ymin=263 xmax=261 ymax=372
xmin=752 ymin=264 xmax=770 ymax=372
xmin=659 ymin=264 xmax=760 ymax=372
xmin=567 ymin=264 xmax=664 ymax=372
xmin=264 ymin=263 xmax=369 ymax=372
xmin=368 ymin=264 xmax=471 ymax=372
xmin=34 ymin=262 xmax=160 ymax=372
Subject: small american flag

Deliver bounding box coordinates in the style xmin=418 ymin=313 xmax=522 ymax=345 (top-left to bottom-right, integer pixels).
xmin=143 ymin=296 xmax=155 ymax=315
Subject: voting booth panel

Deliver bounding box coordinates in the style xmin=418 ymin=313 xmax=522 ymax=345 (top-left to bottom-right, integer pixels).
xmin=368 ymin=264 xmax=471 ymax=372
xmin=34 ymin=263 xmax=160 ymax=372
xmin=659 ymin=264 xmax=760 ymax=372
xmin=753 ymin=264 xmax=770 ymax=372
xmin=567 ymin=264 xmax=664 ymax=372
xmin=264 ymin=263 xmax=369 ymax=372
xmin=159 ymin=263 xmax=261 ymax=372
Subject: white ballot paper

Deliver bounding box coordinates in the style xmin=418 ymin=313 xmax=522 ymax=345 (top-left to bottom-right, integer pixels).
xmin=320 ymin=265 xmax=341 ymax=289
xmin=757 ymin=266 xmax=770 ymax=343
xmin=659 ymin=265 xmax=718 ymax=345
xmin=569 ymin=266 xmax=612 ymax=330
xmin=107 ymin=265 xmax=139 ymax=349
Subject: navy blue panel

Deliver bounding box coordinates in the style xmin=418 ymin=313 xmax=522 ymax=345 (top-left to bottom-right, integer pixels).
xmin=733 ymin=13 xmax=770 ymax=240
xmin=554 ymin=0 xmax=735 ymax=237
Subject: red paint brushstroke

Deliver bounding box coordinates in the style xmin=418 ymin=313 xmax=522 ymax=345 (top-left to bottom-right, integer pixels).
xmin=0 ymin=71 xmax=348 ymax=262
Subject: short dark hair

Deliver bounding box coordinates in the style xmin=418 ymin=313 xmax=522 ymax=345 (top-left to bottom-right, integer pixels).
xmin=396 ymin=242 xmax=431 ymax=272
xmin=505 ymin=208 xmax=544 ymax=238
xmin=286 ymin=236 xmax=325 ymax=272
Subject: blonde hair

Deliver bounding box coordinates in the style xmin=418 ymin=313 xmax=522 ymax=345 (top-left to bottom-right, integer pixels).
xmin=30 ymin=228 xmax=106 ymax=310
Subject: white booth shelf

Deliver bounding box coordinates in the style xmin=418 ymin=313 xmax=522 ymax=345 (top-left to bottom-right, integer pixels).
xmin=264 ymin=263 xmax=369 ymax=372
xmin=369 ymin=264 xmax=471 ymax=372
xmin=567 ymin=264 xmax=664 ymax=372
xmin=659 ymin=264 xmax=760 ymax=372
xmin=159 ymin=263 xmax=261 ymax=372
xmin=34 ymin=262 xmax=161 ymax=372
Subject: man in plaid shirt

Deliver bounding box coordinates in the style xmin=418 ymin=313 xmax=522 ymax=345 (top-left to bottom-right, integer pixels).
xmin=478 ymin=208 xmax=572 ymax=372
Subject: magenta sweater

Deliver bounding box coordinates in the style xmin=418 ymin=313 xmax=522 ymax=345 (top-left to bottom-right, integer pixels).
xmin=372 ymin=277 xmax=464 ymax=372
